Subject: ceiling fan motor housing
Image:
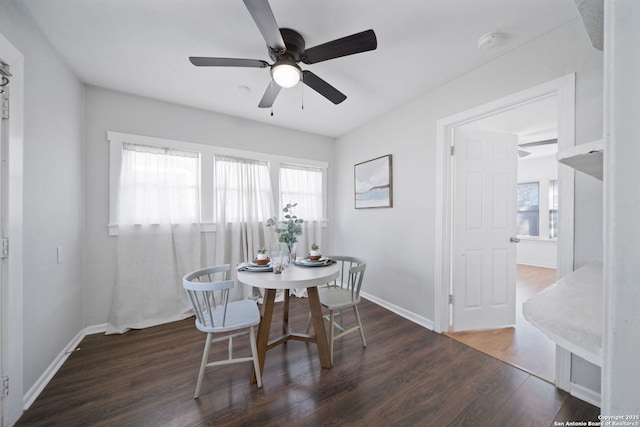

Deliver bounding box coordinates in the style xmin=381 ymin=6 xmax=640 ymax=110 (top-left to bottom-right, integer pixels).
xmin=270 ymin=28 xmax=306 ymax=62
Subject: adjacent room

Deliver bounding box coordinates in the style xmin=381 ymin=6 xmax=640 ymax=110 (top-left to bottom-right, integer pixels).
xmin=1 ymin=0 xmax=639 ymax=426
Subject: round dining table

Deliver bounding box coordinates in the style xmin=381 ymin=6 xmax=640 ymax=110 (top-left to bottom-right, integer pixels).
xmin=237 ymin=262 xmax=340 ymax=383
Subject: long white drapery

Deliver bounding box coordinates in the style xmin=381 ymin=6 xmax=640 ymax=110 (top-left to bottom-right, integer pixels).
xmin=106 ymin=144 xmax=201 ymax=334
xmin=106 ymin=145 xmax=327 ymax=333
xmin=213 ymin=156 xmax=273 ymax=301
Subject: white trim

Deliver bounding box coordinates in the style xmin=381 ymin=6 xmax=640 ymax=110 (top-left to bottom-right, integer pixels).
xmin=22 ymin=323 xmax=107 ymax=411
xmin=23 ymin=329 xmax=85 ymax=410
xmin=555 ymin=345 xmax=572 ymax=391
xmin=361 ymin=292 xmax=434 ymax=331
xmin=83 ymin=323 xmax=108 ymax=335
xmin=570 ymin=382 xmax=601 ymax=408
xmin=107 ymin=131 xmax=329 ymax=235
xmin=434 ymin=74 xmax=576 ymax=334
xmin=0 ymin=31 xmax=25 ymax=427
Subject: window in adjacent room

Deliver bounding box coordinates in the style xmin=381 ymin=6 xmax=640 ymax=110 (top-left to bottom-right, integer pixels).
xmin=549 ymin=179 xmax=558 ymax=238
xmin=517 ymin=181 xmax=540 ymax=237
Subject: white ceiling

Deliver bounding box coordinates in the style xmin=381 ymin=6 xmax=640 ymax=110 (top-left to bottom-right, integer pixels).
xmin=19 ymin=0 xmax=579 ymax=137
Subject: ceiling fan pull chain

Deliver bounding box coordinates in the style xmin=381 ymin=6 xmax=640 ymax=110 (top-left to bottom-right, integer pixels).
xmin=301 ymin=84 xmax=304 ymax=110
xmin=270 ymin=106 xmax=274 ymax=117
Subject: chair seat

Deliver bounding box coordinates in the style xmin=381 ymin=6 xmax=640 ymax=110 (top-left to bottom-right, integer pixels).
xmin=195 ymin=300 xmax=261 ymax=334
xmin=318 ymin=287 xmax=361 ymax=311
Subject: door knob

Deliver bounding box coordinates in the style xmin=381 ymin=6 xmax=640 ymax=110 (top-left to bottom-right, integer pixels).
xmin=510 ymin=237 xmax=521 ymax=243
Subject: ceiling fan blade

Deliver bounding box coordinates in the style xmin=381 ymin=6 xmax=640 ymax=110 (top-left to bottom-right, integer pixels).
xmin=519 ymin=138 xmax=558 ymax=148
xmin=258 ymin=80 xmax=282 ymax=108
xmin=302 ymin=70 xmax=347 ymax=105
xmin=242 ymin=0 xmax=286 ymax=51
xmin=189 ymin=57 xmax=269 ymax=68
xmin=302 ymin=29 xmax=377 ymax=64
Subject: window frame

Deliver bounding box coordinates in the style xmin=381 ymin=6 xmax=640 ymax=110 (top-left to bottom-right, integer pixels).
xmin=517 ymin=181 xmax=541 ymax=237
xmin=516 ymin=178 xmax=558 ymax=241
xmin=108 ymin=131 xmax=328 ymax=236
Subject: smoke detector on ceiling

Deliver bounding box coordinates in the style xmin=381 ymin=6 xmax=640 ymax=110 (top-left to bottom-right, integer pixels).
xmin=478 ymin=31 xmax=502 ymax=49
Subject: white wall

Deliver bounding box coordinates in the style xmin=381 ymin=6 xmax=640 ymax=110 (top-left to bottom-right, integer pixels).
xmin=335 ymin=18 xmax=603 ymax=324
xmin=517 ymin=154 xmax=558 ymax=268
xmin=83 ymin=86 xmax=335 ymax=326
xmin=602 ymin=0 xmax=640 ymax=415
xmin=0 ymin=1 xmax=84 ymax=421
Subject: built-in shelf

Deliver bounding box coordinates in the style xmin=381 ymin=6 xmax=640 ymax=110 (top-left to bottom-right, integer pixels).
xmin=556 ymin=139 xmax=604 ymax=180
xmin=523 ymin=260 xmax=603 ymax=367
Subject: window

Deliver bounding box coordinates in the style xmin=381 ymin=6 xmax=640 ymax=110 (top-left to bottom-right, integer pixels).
xmin=214 ymin=156 xmax=272 ymax=222
xmin=549 ymin=179 xmax=558 ymax=238
xmin=108 ymin=132 xmax=328 ymax=234
xmin=517 ymin=182 xmax=540 ymax=237
xmin=279 ymin=163 xmax=323 ymax=220
xmin=118 ymin=143 xmax=199 ymax=224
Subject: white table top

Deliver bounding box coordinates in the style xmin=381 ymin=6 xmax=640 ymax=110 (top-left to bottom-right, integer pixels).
xmin=237 ymin=263 xmax=340 ymax=290
xmin=523 ymin=260 xmax=603 ymax=366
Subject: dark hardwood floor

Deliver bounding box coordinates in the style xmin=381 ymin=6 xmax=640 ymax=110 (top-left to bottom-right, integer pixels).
xmin=16 ymin=298 xmax=599 ymax=426
xmin=447 ymin=264 xmax=557 ymax=383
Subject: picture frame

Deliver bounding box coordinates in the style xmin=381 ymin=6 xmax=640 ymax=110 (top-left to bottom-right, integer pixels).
xmin=354 ymin=154 xmax=393 ymax=209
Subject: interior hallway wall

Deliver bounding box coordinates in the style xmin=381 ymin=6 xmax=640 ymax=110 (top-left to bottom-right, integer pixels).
xmin=0 ymin=0 xmax=85 ymax=414
xmin=334 ymin=18 xmax=603 ymax=325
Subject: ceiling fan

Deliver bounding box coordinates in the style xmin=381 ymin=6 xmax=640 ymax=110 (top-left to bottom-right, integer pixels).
xmin=189 ymin=0 xmax=377 ymax=108
xmin=518 ymin=138 xmax=558 ymax=158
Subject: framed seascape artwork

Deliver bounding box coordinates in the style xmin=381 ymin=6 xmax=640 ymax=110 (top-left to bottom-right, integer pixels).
xmin=354 ymin=154 xmax=393 ymax=209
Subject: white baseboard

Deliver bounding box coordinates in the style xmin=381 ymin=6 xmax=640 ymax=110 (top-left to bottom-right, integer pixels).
xmin=570 ymin=382 xmax=601 ymax=408
xmin=23 ymin=329 xmax=85 ymax=410
xmin=361 ymin=291 xmax=434 ymax=331
xmin=84 ymin=323 xmax=108 ymax=335
xmin=22 ymin=323 xmax=108 ymax=410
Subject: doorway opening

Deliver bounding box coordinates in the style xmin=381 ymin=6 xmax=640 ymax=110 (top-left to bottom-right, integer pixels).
xmin=434 ymin=74 xmax=576 ymax=385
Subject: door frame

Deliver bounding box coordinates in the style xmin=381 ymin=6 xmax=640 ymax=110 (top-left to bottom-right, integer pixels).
xmin=434 ymin=74 xmax=576 ymax=334
xmin=0 ymin=32 xmax=24 ymax=427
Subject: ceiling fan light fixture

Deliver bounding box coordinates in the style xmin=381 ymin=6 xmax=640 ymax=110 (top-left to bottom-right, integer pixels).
xmin=271 ymin=61 xmax=301 ymax=88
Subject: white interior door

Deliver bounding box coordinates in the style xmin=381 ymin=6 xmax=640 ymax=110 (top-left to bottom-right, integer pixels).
xmin=452 ymin=128 xmax=518 ymax=332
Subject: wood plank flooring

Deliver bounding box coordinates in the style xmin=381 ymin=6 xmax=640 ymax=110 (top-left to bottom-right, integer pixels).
xmin=16 ymin=297 xmax=599 ymax=426
xmin=447 ymin=264 xmax=557 ymax=383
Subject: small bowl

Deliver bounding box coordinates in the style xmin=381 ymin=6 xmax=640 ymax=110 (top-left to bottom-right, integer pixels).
xmin=308 ymin=254 xmax=321 ymax=261
xmin=254 ymin=257 xmax=270 ymax=265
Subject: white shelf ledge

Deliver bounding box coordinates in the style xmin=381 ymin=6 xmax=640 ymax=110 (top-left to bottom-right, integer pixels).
xmin=523 ymin=260 xmax=603 ymax=367
xmin=556 ymin=139 xmax=604 ymax=180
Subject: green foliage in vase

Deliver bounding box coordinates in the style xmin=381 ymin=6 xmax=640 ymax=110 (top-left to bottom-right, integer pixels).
xmin=257 ymin=247 xmax=267 ymax=254
xmin=311 ymin=243 xmax=319 ymax=251
xmin=265 ymin=202 xmax=304 ymax=252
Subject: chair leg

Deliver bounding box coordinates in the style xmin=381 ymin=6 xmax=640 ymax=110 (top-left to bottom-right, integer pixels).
xmin=194 ymin=332 xmax=213 ymax=399
xmin=249 ymin=325 xmax=262 ymax=388
xmin=305 ymin=311 xmax=312 ymax=334
xmin=329 ymin=310 xmax=335 ymax=364
xmin=353 ymin=305 xmax=367 ymax=347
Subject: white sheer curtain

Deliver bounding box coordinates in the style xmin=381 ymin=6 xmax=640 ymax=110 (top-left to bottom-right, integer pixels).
xmin=213 ymin=156 xmax=273 ymax=301
xmin=280 ymin=163 xmax=323 ymax=255
xmin=106 ymin=144 xmax=202 ymax=334
xmin=278 ymin=164 xmax=324 ymax=298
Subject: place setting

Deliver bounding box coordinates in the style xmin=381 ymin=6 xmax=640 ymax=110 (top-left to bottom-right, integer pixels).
xmin=293 ymin=244 xmax=336 ymax=267
xmin=237 ymin=247 xmax=274 ymax=272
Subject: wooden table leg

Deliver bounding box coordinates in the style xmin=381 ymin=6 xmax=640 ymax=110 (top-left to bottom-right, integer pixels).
xmin=251 ymin=288 xmax=276 ymax=384
xmin=307 ymin=286 xmax=332 ymax=369
xmin=282 ymin=289 xmax=290 ymax=335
